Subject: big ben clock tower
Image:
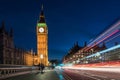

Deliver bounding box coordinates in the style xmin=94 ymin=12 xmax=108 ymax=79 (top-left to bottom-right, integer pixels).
xmin=36 ymin=5 xmax=48 ymax=66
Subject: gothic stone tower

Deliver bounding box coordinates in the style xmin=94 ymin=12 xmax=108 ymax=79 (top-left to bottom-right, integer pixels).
xmin=36 ymin=5 xmax=48 ymax=66
xmin=0 ymin=22 xmax=14 ymax=64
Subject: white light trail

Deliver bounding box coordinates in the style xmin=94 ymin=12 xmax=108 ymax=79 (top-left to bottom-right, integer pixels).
xmin=85 ymin=44 xmax=120 ymax=58
xmin=87 ymin=20 xmax=120 ymax=47
xmin=63 ymin=67 xmax=120 ymax=73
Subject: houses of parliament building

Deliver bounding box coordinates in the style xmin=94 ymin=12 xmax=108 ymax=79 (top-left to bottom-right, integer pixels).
xmin=0 ymin=22 xmax=34 ymax=66
xmin=0 ymin=6 xmax=48 ymax=66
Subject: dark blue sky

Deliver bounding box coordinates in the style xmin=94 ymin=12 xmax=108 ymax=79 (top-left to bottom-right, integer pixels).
xmin=0 ymin=0 xmax=120 ymax=60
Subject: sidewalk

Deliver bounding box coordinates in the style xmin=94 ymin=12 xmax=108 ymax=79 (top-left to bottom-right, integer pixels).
xmin=0 ymin=70 xmax=39 ymax=79
xmin=4 ymin=70 xmax=60 ymax=80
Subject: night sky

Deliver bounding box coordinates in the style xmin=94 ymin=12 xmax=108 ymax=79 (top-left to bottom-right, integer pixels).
xmin=0 ymin=0 xmax=120 ymax=60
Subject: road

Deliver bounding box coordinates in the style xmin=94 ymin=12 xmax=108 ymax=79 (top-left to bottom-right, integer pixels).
xmin=56 ymin=69 xmax=96 ymax=80
xmin=2 ymin=67 xmax=120 ymax=80
xmin=61 ymin=67 xmax=120 ymax=80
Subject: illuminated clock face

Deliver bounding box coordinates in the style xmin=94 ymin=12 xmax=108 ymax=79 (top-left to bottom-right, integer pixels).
xmin=39 ymin=27 xmax=44 ymax=33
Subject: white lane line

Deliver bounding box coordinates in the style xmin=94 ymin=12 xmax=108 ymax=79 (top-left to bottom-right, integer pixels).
xmin=63 ymin=67 xmax=120 ymax=73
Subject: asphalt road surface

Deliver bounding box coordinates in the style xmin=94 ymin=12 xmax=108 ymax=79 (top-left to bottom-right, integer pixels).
xmin=3 ymin=67 xmax=120 ymax=80
xmin=61 ymin=67 xmax=120 ymax=80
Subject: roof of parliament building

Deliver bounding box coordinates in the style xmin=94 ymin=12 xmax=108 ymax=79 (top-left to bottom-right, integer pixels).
xmin=0 ymin=21 xmax=13 ymax=37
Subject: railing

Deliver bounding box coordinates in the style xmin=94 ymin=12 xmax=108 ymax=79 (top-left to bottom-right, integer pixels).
xmin=0 ymin=64 xmax=39 ymax=79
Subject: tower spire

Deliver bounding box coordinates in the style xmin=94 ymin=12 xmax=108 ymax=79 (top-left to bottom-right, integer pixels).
xmin=41 ymin=4 xmax=43 ymax=11
xmin=38 ymin=4 xmax=45 ymax=23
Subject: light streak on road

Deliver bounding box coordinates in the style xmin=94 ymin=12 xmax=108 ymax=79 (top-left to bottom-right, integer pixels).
xmin=88 ymin=20 xmax=120 ymax=47
xmin=94 ymin=29 xmax=119 ymax=45
xmin=63 ymin=67 xmax=120 ymax=73
xmin=79 ymin=20 xmax=120 ymax=52
xmin=86 ymin=44 xmax=120 ymax=58
xmin=105 ymin=33 xmax=120 ymax=43
xmin=85 ymin=29 xmax=119 ymax=51
xmin=63 ymin=67 xmax=120 ymax=80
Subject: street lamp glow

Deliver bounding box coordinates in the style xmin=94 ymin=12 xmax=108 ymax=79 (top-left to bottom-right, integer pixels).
xmin=40 ymin=54 xmax=43 ymax=59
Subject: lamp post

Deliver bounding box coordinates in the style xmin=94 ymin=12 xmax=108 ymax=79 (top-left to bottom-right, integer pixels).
xmin=40 ymin=54 xmax=43 ymax=64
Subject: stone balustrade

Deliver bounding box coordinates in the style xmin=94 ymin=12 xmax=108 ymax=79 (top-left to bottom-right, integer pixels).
xmin=0 ymin=64 xmax=39 ymax=79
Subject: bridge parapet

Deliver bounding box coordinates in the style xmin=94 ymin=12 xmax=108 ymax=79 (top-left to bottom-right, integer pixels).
xmin=0 ymin=64 xmax=39 ymax=79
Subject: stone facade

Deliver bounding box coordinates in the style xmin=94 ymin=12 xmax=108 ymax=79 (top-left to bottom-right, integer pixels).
xmin=0 ymin=22 xmax=34 ymax=66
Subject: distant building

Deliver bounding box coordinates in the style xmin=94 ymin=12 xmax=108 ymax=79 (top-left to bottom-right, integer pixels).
xmin=63 ymin=42 xmax=82 ymax=64
xmin=0 ymin=21 xmax=34 ymax=66
xmin=0 ymin=22 xmax=14 ymax=64
xmin=0 ymin=5 xmax=49 ymax=66
xmin=63 ymin=42 xmax=107 ymax=64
